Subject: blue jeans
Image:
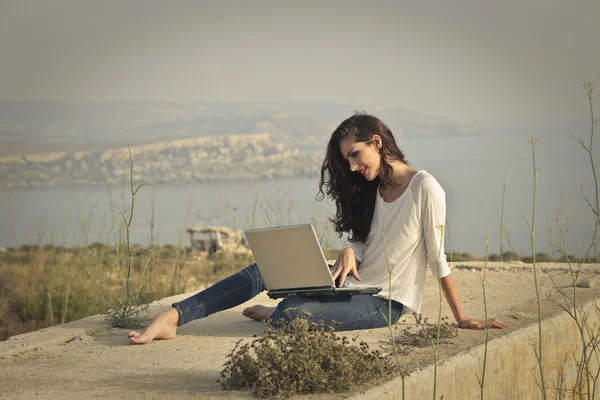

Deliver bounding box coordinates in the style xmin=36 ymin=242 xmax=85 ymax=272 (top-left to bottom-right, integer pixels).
xmin=172 ymin=263 xmax=404 ymax=332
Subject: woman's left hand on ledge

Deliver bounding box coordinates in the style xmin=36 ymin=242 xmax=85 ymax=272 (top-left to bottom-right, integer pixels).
xmin=458 ymin=317 xmax=508 ymax=330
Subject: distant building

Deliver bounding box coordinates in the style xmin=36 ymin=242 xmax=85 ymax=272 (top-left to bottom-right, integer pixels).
xmin=187 ymin=226 xmax=248 ymax=254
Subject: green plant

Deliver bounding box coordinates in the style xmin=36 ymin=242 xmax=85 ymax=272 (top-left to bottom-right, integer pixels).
xmin=104 ymin=139 xmax=153 ymax=329
xmin=246 ymin=194 xmax=260 ymax=229
xmin=536 ymin=76 xmax=600 ymax=399
xmin=169 ymin=192 xmax=192 ymax=296
xmin=378 ymin=197 xmax=408 ymax=398
xmin=526 ymin=136 xmax=548 ymax=399
xmin=446 ymin=215 xmax=453 ymax=262
xmin=574 ymin=75 xmax=599 ymax=262
xmin=539 ymin=211 xmax=600 ymax=399
xmin=393 ymin=313 xmax=458 ymax=348
xmin=148 ymin=181 xmax=157 ymax=247
xmin=197 ymin=200 xmax=230 ymax=227
xmin=264 ymin=187 xmax=294 ymax=226
xmin=433 ymin=223 xmax=446 ymax=400
xmin=499 ymin=173 xmax=509 ymax=261
xmin=476 ymin=236 xmax=491 ymax=399
xmin=220 ymin=314 xmax=395 ymax=398
xmin=256 ymin=196 xmax=273 ymax=227
xmin=253 ymin=188 xmax=296 ymax=228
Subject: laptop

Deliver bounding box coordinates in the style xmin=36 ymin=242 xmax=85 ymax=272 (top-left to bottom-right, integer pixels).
xmin=244 ymin=224 xmax=382 ymax=299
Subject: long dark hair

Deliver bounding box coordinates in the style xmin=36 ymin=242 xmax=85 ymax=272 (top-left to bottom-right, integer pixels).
xmin=317 ymin=113 xmax=407 ymax=242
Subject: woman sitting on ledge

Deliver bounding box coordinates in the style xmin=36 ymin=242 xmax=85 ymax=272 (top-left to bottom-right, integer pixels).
xmin=128 ymin=113 xmax=506 ymax=344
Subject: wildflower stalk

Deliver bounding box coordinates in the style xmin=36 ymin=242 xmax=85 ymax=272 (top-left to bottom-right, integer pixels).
xmin=500 ymin=173 xmax=510 ymax=261
xmin=445 ymin=215 xmax=452 ymax=262
xmin=122 ymin=139 xmax=142 ymax=307
xmin=105 ymin=139 xmax=151 ymax=327
xmin=538 ymin=210 xmax=595 ymax=398
xmin=580 ymin=75 xmax=599 ymax=395
xmin=256 ymin=196 xmax=273 ymax=227
xmin=149 ymin=183 xmax=156 ymax=247
xmin=476 ymin=236 xmax=490 ymax=399
xmin=574 ymin=75 xmax=599 ymax=261
xmin=247 ymin=194 xmax=259 ymax=229
xmin=433 ymin=224 xmax=445 ymax=400
xmin=379 ymin=198 xmax=404 ymax=398
xmin=538 ymin=75 xmax=599 ymax=398
xmin=526 ymin=136 xmax=547 ymax=399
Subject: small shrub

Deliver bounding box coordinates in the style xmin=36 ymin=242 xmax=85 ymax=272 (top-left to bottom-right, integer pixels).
xmin=220 ymin=314 xmax=394 ymax=398
xmin=488 ymin=253 xmax=501 ymax=261
xmin=445 ymin=252 xmax=477 ymax=262
xmin=105 ymin=305 xmax=149 ymax=329
xmin=19 ymin=244 xmax=40 ymax=252
xmin=159 ymin=244 xmax=180 ymax=258
xmin=534 ymin=252 xmax=553 ymax=262
xmin=502 ymin=251 xmax=521 ymax=261
xmin=394 ymin=313 xmax=458 ymax=348
xmin=88 ymin=242 xmax=108 ymax=250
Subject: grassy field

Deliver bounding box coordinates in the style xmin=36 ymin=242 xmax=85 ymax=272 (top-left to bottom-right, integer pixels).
xmin=0 ymin=243 xmax=349 ymax=341
xmin=1 ymin=242 xmax=581 ymax=341
xmin=0 ymin=244 xmax=257 ymax=340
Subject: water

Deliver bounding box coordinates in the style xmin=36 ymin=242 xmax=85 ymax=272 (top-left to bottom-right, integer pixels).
xmin=1 ymin=132 xmax=597 ymax=256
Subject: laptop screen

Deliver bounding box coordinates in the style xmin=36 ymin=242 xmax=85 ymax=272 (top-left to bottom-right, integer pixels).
xmin=244 ymin=224 xmax=336 ymax=291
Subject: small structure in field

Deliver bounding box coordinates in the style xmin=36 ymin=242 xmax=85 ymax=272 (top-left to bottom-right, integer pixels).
xmin=187 ymin=226 xmax=248 ymax=254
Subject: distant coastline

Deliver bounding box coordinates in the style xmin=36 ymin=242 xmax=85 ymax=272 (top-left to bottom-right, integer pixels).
xmin=0 ymin=133 xmax=321 ymax=188
xmin=0 ymin=100 xmax=486 ymax=188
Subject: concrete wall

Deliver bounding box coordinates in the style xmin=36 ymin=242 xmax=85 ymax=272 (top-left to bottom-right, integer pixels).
xmin=351 ymin=298 xmax=600 ymax=400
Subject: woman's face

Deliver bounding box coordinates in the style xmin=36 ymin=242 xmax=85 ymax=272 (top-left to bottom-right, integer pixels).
xmin=339 ymin=136 xmax=381 ymax=181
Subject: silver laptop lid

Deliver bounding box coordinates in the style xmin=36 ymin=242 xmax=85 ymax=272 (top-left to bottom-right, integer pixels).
xmin=244 ymin=224 xmax=335 ymax=291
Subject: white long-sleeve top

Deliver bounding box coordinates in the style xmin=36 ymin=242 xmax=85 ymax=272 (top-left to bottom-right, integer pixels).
xmin=345 ymin=170 xmax=451 ymax=314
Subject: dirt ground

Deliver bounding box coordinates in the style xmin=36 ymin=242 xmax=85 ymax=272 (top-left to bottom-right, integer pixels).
xmin=1 ymin=262 xmax=599 ymax=400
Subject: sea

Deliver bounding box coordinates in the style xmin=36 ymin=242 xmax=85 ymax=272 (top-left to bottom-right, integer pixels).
xmin=1 ymin=132 xmax=597 ymax=257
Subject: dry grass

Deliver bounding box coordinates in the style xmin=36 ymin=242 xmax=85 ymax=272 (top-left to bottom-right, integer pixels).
xmin=0 ymin=244 xmax=254 ymax=340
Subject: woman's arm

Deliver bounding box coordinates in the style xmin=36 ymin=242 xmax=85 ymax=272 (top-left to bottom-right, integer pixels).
xmin=418 ymin=178 xmax=506 ymax=329
xmin=441 ymin=274 xmax=507 ymax=329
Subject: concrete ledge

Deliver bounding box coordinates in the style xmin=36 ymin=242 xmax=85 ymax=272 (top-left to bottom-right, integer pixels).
xmin=0 ymin=315 xmax=107 ymax=358
xmin=352 ymin=294 xmax=600 ymax=399
xmin=1 ymin=263 xmax=599 ymax=399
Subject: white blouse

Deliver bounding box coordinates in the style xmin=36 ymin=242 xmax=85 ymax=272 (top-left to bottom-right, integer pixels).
xmin=346 ymin=170 xmax=451 ymax=314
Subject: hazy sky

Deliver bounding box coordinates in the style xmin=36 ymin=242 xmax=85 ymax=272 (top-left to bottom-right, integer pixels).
xmin=1 ymin=0 xmax=598 ymax=124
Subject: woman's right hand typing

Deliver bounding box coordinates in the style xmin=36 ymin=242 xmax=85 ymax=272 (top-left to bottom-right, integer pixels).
xmin=331 ymin=248 xmax=361 ymax=287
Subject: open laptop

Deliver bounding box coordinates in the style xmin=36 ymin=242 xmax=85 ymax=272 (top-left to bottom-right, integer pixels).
xmin=244 ymin=224 xmax=382 ymax=299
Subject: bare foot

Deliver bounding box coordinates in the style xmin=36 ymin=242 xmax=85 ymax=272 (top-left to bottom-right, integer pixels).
xmin=127 ymin=308 xmax=180 ymax=344
xmin=242 ymin=305 xmax=276 ymax=322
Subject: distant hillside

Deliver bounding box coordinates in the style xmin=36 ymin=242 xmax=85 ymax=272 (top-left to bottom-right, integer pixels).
xmin=0 ymin=133 xmax=321 ymax=188
xmin=0 ymin=100 xmax=486 ymax=187
xmin=0 ymin=101 xmax=485 ymax=156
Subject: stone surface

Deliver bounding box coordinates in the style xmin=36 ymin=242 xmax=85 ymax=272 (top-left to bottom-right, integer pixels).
xmin=1 ymin=262 xmax=599 ymax=399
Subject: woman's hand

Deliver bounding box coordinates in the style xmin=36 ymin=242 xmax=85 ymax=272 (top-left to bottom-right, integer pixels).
xmin=458 ymin=317 xmax=508 ymax=330
xmin=440 ymin=275 xmax=508 ymax=330
xmin=331 ymin=248 xmax=361 ymax=287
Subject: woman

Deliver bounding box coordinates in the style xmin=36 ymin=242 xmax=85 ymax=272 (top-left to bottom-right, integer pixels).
xmin=128 ymin=113 xmax=506 ymax=344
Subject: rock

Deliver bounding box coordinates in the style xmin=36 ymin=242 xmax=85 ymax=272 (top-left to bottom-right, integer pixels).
xmin=576 ymin=276 xmax=599 ymax=288
xmin=512 ymin=312 xmax=537 ymax=320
